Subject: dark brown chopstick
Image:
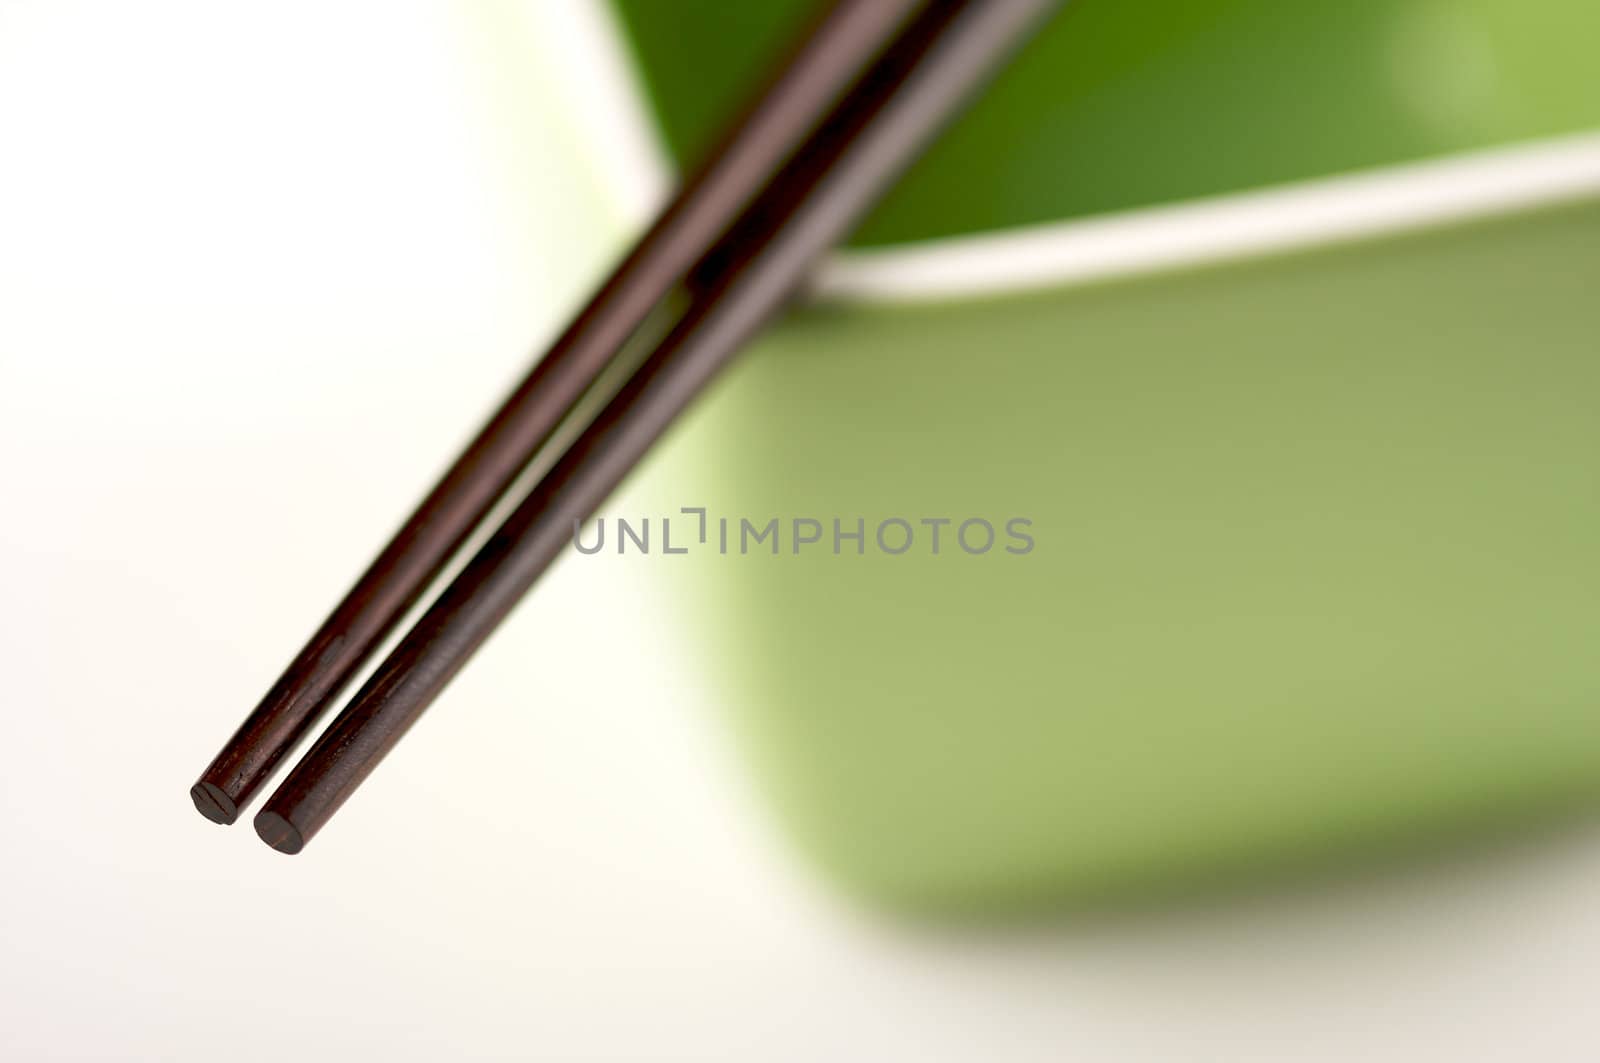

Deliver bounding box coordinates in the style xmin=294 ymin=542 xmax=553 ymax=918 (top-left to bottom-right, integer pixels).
xmin=189 ymin=0 xmax=927 ymax=825
xmin=253 ymin=0 xmax=1061 ymax=854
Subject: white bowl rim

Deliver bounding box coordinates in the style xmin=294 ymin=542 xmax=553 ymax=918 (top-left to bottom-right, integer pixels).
xmin=536 ymin=0 xmax=1600 ymax=305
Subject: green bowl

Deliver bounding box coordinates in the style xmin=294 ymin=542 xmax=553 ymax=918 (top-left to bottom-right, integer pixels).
xmin=582 ymin=0 xmax=1600 ymax=912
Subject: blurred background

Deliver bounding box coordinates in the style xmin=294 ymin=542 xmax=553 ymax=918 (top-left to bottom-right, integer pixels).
xmin=3 ymin=1 xmax=1600 ymax=1059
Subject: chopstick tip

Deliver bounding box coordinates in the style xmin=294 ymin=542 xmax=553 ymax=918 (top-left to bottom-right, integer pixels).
xmin=253 ymin=810 xmax=305 ymax=855
xmin=189 ymin=781 xmax=238 ymax=825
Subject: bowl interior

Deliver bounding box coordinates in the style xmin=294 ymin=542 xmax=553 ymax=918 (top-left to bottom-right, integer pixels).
xmin=609 ymin=0 xmax=1600 ymax=247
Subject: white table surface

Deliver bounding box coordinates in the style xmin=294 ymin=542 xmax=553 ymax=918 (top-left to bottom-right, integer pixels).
xmin=4 ymin=4 xmax=1600 ymax=1059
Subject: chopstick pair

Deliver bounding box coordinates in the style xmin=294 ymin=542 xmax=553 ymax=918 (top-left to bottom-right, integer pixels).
xmin=191 ymin=0 xmax=1060 ymax=853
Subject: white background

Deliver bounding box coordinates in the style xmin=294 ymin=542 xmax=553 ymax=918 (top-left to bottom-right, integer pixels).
xmin=4 ymin=3 xmax=1600 ymax=1059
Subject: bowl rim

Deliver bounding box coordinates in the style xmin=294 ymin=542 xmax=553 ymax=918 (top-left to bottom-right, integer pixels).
xmin=536 ymin=0 xmax=1600 ymax=306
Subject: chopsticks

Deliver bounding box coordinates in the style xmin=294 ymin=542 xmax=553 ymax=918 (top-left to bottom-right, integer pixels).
xmin=189 ymin=0 xmax=928 ymax=826
xmin=194 ymin=0 xmax=1060 ymax=853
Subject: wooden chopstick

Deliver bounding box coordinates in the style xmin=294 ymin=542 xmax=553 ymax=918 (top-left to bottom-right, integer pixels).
xmin=189 ymin=0 xmax=928 ymax=826
xmin=253 ymin=0 xmax=1060 ymax=854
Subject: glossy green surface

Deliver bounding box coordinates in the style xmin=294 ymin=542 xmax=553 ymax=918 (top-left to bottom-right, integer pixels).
xmin=648 ymin=200 xmax=1600 ymax=911
xmin=610 ymin=0 xmax=1600 ymax=246
xmin=605 ymin=0 xmax=1600 ymax=911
